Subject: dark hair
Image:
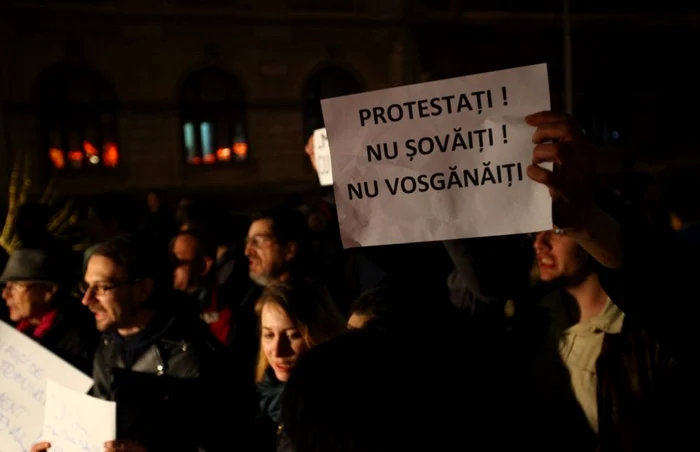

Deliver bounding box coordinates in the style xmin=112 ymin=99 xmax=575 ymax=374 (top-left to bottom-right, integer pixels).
xmin=251 ymin=207 xmax=309 ymax=248
xmin=281 ymin=331 xmax=401 ymax=452
xmin=281 ymin=330 xmax=468 ymax=452
xmin=348 ymin=285 xmax=436 ymax=333
xmin=170 ymin=230 xmax=217 ymax=259
xmin=89 ymin=233 xmax=169 ymax=293
xmin=254 ymin=278 xmax=346 ymax=382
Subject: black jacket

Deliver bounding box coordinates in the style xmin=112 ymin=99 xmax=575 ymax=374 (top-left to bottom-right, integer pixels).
xmin=90 ymin=299 xmax=239 ymax=452
xmin=36 ymin=302 xmax=97 ymax=375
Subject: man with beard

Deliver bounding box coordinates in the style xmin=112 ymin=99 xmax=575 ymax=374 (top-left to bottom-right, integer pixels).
xmin=33 ymin=233 xmax=237 ymax=452
xmin=510 ymin=222 xmax=680 ymax=451
xmin=229 ymin=207 xmax=312 ymax=384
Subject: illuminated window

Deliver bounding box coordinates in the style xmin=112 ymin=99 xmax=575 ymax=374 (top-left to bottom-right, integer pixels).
xmin=179 ymin=67 xmax=248 ymax=165
xmin=302 ymin=66 xmax=362 ymax=139
xmin=37 ymin=65 xmax=119 ymax=170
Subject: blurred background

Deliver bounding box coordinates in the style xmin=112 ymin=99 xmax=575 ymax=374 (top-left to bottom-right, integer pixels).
xmin=0 ymin=0 xmax=698 ymax=221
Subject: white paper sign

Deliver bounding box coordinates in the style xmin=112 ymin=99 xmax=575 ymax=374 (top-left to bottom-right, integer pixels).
xmin=313 ymin=127 xmax=333 ymax=186
xmin=42 ymin=380 xmax=116 ymax=452
xmin=321 ymin=63 xmax=553 ymax=248
xmin=0 ymin=321 xmax=93 ymax=452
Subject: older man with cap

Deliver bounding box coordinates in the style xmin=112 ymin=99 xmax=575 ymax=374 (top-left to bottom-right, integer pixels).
xmin=1 ymin=248 xmax=97 ymax=374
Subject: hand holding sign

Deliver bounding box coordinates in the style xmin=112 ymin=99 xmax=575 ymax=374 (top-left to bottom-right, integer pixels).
xmin=0 ymin=321 xmax=92 ymax=452
xmin=525 ymin=111 xmax=596 ymax=230
xmin=321 ymin=64 xmax=553 ymax=248
xmin=41 ymin=380 xmax=116 ymax=452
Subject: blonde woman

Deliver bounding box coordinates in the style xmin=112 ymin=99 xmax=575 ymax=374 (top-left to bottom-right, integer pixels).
xmin=253 ymin=278 xmax=345 ymax=451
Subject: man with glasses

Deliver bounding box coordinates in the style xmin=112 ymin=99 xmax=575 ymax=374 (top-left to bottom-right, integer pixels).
xmin=227 ymin=207 xmax=312 ymax=385
xmin=69 ymin=233 xmax=235 ymax=452
xmin=170 ymin=230 xmax=234 ymax=344
xmin=244 ymin=208 xmax=310 ymax=287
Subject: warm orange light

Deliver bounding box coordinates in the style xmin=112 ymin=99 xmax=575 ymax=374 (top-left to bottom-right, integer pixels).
xmin=83 ymin=140 xmax=99 ymax=156
xmin=189 ymin=156 xmax=202 ymax=165
xmin=49 ymin=148 xmax=65 ymax=169
xmin=233 ymin=142 xmax=248 ymax=159
xmin=68 ymin=150 xmax=83 ymax=168
xmin=68 ymin=150 xmax=83 ymax=161
xmin=216 ymin=147 xmax=231 ymax=161
xmin=103 ymin=142 xmax=119 ymax=168
xmin=203 ymin=153 xmax=216 ymax=164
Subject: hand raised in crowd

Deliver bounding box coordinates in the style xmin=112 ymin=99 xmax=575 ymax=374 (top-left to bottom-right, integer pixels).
xmin=304 ymin=134 xmax=317 ymax=172
xmin=30 ymin=442 xmax=51 ymax=452
xmin=525 ymin=110 xmax=596 ymax=231
xmin=104 ymin=440 xmax=148 ymax=452
xmin=526 ymin=110 xmax=623 ymax=268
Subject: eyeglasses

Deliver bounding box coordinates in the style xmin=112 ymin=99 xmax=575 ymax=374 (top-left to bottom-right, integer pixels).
xmin=78 ymin=280 xmax=138 ymax=297
xmin=244 ymin=234 xmax=276 ymax=249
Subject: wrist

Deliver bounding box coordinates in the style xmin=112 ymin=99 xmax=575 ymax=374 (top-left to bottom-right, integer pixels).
xmin=567 ymin=205 xmax=624 ymax=269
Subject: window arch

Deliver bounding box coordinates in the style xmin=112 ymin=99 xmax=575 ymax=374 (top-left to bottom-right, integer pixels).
xmin=37 ymin=65 xmax=119 ymax=170
xmin=179 ymin=67 xmax=248 ymax=165
xmin=302 ymin=66 xmax=362 ymax=138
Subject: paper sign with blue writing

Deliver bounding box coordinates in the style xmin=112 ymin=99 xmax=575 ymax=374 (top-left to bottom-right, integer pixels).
xmin=42 ymin=380 xmax=116 ymax=452
xmin=0 ymin=321 xmax=93 ymax=452
xmin=321 ymin=63 xmax=553 ymax=248
xmin=313 ymin=127 xmax=333 ymax=186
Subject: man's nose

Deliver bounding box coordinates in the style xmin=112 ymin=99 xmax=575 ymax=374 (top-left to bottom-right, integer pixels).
xmin=80 ymin=290 xmax=94 ymax=307
xmin=1 ymin=285 xmax=11 ymax=301
xmin=533 ymin=231 xmax=551 ymax=251
xmin=244 ymin=242 xmax=255 ymax=257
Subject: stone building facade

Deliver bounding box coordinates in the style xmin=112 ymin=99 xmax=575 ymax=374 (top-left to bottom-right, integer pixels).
xmin=0 ymin=0 xmax=413 ymax=204
xmin=1 ymin=0 xmax=699 ymax=208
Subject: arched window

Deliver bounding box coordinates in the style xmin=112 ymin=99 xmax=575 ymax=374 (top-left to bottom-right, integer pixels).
xmin=302 ymin=66 xmax=362 ymax=139
xmin=179 ymin=67 xmax=248 ymax=165
xmin=37 ymin=66 xmax=119 ymax=170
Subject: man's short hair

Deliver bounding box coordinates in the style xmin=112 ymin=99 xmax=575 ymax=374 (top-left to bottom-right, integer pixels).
xmin=171 ymin=230 xmax=217 ymax=259
xmin=90 ymin=233 xmax=163 ymax=282
xmin=251 ymin=207 xmax=309 ymax=246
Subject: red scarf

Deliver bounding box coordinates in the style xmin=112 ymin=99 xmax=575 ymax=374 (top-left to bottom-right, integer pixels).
xmin=201 ymin=288 xmax=232 ymax=344
xmin=17 ymin=310 xmax=58 ymax=339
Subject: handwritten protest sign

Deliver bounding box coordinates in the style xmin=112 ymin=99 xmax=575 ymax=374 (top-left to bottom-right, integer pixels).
xmin=42 ymin=380 xmax=116 ymax=452
xmin=321 ymin=63 xmax=553 ymax=248
xmin=0 ymin=321 xmax=93 ymax=452
xmin=313 ymin=127 xmax=333 ymax=186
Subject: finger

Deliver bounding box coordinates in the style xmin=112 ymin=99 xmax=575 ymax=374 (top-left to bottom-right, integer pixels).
xmin=31 ymin=442 xmax=51 ymax=452
xmin=104 ymin=441 xmax=122 ymax=451
xmin=532 ymin=142 xmax=561 ymax=165
xmin=532 ymin=123 xmax=573 ymax=144
xmin=528 ymin=165 xmax=566 ymax=206
xmin=526 ymin=111 xmax=567 ymax=126
xmin=527 ymin=164 xmax=560 ymax=189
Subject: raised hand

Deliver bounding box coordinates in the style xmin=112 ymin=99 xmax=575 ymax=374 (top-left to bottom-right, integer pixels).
xmin=525 ymin=110 xmax=596 ymax=230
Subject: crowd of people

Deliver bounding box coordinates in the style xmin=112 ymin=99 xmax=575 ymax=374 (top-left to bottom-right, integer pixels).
xmin=1 ymin=111 xmax=698 ymax=451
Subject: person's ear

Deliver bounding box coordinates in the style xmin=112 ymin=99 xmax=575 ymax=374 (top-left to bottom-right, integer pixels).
xmin=202 ymin=256 xmax=214 ymax=277
xmin=43 ymin=284 xmax=59 ymax=302
xmin=134 ymin=278 xmax=155 ymax=304
xmin=284 ymin=241 xmax=298 ymax=262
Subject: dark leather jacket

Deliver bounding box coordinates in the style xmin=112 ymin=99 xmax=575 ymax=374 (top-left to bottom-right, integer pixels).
xmin=519 ymin=290 xmax=679 ymax=452
xmin=90 ymin=304 xmax=232 ymax=452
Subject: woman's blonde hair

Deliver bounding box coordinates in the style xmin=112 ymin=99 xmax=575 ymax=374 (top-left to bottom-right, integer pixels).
xmin=254 ymin=278 xmax=346 ymax=383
